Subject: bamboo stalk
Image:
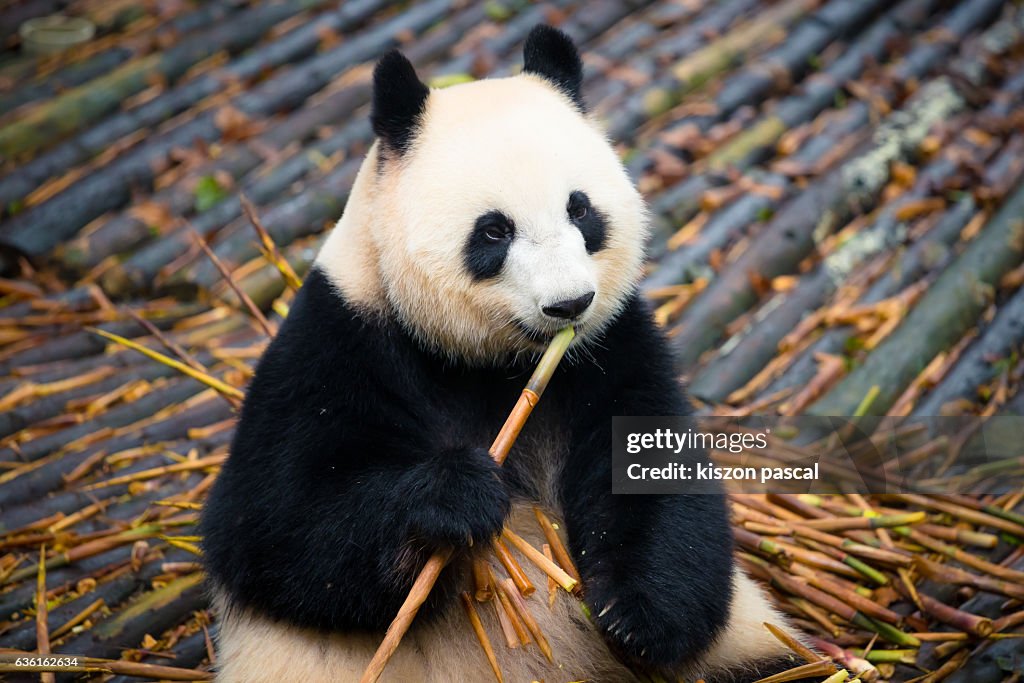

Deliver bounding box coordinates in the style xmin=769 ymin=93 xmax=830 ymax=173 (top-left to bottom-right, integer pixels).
xmin=240 ymin=195 xmax=303 ymax=292
xmin=49 ymin=597 xmax=105 ymax=639
xmin=472 ymin=557 xmax=493 ymax=602
xmin=460 ymin=592 xmax=502 ymax=683
xmin=763 ymin=621 xmax=822 ymax=664
xmin=86 ymin=327 xmax=244 ymax=403
xmin=190 ymin=227 xmax=274 ymax=336
xmin=751 ymin=660 xmax=837 ymax=683
xmin=500 ymin=578 xmax=553 ymax=662
xmin=532 ymin=507 xmax=581 ymax=582
xmin=501 ymin=528 xmax=579 ymax=595
xmin=360 ymin=328 xmax=575 ymax=683
xmin=542 ymin=544 xmax=557 ymax=608
xmin=35 ymin=544 xmax=55 ymax=683
xmin=491 ymin=591 xmax=519 ymax=649
xmin=492 ymin=538 xmax=534 ymax=598
xmin=491 ymin=570 xmax=531 ymax=647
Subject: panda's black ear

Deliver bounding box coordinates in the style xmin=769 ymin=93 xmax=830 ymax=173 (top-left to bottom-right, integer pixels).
xmin=523 ymin=25 xmax=584 ymax=111
xmin=371 ymin=50 xmax=430 ymax=156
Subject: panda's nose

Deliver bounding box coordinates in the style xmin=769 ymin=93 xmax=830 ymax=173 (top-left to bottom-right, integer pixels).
xmin=542 ymin=291 xmax=595 ymax=320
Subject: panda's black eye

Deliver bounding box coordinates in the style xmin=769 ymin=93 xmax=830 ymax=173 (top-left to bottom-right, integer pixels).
xmin=484 ymin=223 xmax=511 ymax=242
xmin=567 ymin=190 xmax=607 ymax=254
xmin=568 ymin=193 xmax=589 ymax=222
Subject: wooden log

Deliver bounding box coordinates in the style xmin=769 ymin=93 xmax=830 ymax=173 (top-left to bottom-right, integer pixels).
xmin=668 ymin=77 xmax=965 ymax=370
xmin=0 ymin=0 xmax=461 ymax=269
xmin=604 ymin=0 xmax=816 ymax=138
xmin=755 ymin=197 xmax=978 ymax=402
xmin=0 ymin=547 xmax=196 ymax=650
xmin=644 ymin=172 xmax=789 ymax=291
xmin=705 ymin=0 xmax=941 ymax=172
xmin=0 ymin=375 xmax=209 ymax=464
xmin=912 ymin=285 xmax=1024 ymax=415
xmin=102 ymin=129 xmax=366 ymax=296
xmin=649 ymin=0 xmax=887 ymax=169
xmin=0 ymin=303 xmax=203 ymax=373
xmin=0 ymin=0 xmax=244 ymax=117
xmin=104 ymin=624 xmax=217 ymax=683
xmin=0 ymin=0 xmax=337 ymax=161
xmin=172 ymin=160 xmax=362 ymax=296
xmin=55 ymin=572 xmax=206 ymax=661
xmin=809 ymin=179 xmax=1024 ymax=416
xmin=643 ymin=0 xmax=1005 ymax=257
xmin=689 ymin=122 xmax=1000 ymax=402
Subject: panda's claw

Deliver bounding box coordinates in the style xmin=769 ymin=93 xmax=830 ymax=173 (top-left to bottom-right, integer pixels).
xmin=597 ymin=599 xmax=617 ymax=618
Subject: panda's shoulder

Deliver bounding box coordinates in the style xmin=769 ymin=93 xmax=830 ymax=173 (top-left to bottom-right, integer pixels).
xmin=595 ymin=292 xmax=673 ymax=369
xmin=566 ymin=292 xmax=685 ymax=407
xmin=245 ymin=266 xmax=409 ymax=402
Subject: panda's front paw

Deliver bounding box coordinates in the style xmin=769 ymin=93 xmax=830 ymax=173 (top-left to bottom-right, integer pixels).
xmin=400 ymin=447 xmax=510 ymax=548
xmin=588 ymin=586 xmax=694 ymax=671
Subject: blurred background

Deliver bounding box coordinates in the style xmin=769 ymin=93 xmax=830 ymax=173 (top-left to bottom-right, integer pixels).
xmin=0 ymin=1 xmax=1023 ymax=681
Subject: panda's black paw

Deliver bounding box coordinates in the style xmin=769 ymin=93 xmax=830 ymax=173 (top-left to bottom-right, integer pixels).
xmin=399 ymin=447 xmax=510 ymax=548
xmin=588 ymin=586 xmax=693 ymax=671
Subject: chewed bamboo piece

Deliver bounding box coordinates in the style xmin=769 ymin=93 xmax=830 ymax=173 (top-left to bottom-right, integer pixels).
xmin=360 ymin=327 xmax=575 ymax=683
xmin=473 ymin=557 xmax=494 ymax=602
xmin=501 ymin=528 xmax=579 ymax=594
xmin=500 ymin=578 xmax=553 ymax=662
xmin=533 ymin=506 xmax=581 ymax=582
xmin=493 ymin=538 xmax=535 ymax=597
xmin=461 ymin=592 xmax=503 ymax=683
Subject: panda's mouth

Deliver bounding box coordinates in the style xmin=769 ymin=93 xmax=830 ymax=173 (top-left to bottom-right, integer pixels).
xmin=513 ymin=319 xmax=575 ymax=346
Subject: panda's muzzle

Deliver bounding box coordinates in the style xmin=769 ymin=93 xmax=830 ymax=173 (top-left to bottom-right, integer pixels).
xmin=541 ymin=291 xmax=594 ymax=320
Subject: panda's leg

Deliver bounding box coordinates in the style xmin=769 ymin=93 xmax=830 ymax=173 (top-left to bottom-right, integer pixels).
xmin=690 ymin=568 xmax=818 ymax=683
xmin=211 ymin=588 xmax=430 ymax=683
xmin=210 ymin=504 xmax=637 ymax=683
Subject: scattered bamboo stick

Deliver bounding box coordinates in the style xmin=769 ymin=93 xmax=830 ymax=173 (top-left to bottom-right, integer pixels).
xmin=50 ymin=597 xmax=105 ymax=639
xmin=763 ymin=622 xmax=822 ymax=664
xmin=36 ymin=544 xmax=55 ymax=683
xmin=532 ymin=507 xmax=581 ymax=582
xmin=501 ymin=528 xmax=578 ymax=595
xmin=491 ymin=591 xmax=519 ymax=649
xmin=190 ymin=227 xmax=274 ymax=336
xmin=542 ymin=544 xmax=557 ymax=608
xmin=461 ymin=592 xmax=503 ymax=683
xmin=492 ymin=538 xmax=534 ymax=597
xmin=87 ymin=327 xmax=244 ymax=404
xmin=500 ymin=577 xmax=553 ymax=662
xmin=491 ymin=569 xmax=531 ymax=647
xmin=751 ymin=660 xmax=837 ymax=683
xmin=241 ymin=194 xmax=303 ymax=292
xmin=473 ymin=558 xmax=493 ymax=602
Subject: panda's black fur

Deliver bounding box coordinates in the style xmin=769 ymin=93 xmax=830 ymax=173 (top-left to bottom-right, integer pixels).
xmin=201 ymin=25 xmax=816 ymax=683
xmin=202 ymin=267 xmax=734 ymax=668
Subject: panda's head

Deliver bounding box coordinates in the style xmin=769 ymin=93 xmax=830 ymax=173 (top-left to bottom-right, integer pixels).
xmin=319 ymin=26 xmax=648 ymax=365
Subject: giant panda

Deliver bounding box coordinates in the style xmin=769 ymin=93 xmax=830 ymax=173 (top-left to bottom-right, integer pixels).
xmin=200 ymin=26 xmax=812 ymax=683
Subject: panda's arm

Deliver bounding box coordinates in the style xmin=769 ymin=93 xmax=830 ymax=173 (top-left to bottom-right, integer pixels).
xmin=201 ymin=269 xmax=509 ymax=631
xmin=559 ymin=296 xmax=735 ymax=671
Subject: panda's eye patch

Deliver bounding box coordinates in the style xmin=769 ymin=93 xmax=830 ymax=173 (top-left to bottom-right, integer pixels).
xmin=567 ymin=190 xmax=607 ymax=254
xmin=464 ymin=210 xmax=515 ymax=280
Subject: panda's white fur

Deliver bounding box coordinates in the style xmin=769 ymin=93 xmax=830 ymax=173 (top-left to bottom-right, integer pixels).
xmin=206 ymin=26 xmax=808 ymax=683
xmin=213 ymin=510 xmax=794 ymax=683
